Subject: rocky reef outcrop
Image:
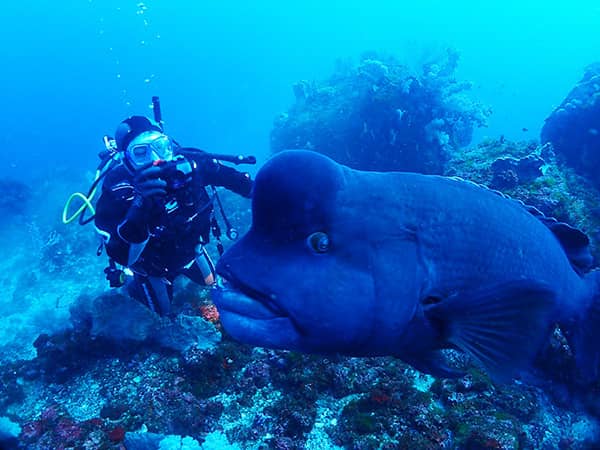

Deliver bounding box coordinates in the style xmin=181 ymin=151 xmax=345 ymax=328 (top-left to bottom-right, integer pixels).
xmin=542 ymin=63 xmax=600 ymax=187
xmin=271 ymin=49 xmax=491 ymax=174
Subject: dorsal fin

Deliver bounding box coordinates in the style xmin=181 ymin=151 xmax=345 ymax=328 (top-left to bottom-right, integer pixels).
xmin=448 ymin=176 xmax=594 ymax=274
xmin=522 ymin=204 xmax=593 ymax=274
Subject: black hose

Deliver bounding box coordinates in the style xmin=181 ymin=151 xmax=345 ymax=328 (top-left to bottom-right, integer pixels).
xmin=211 ymin=186 xmax=238 ymax=240
xmin=152 ymin=96 xmax=163 ymax=130
xmin=79 ymin=155 xmax=117 ymax=225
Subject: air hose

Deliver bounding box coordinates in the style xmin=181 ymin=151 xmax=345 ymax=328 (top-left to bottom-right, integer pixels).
xmin=62 ymin=150 xmax=119 ymax=225
xmin=62 ymin=187 xmax=98 ymax=224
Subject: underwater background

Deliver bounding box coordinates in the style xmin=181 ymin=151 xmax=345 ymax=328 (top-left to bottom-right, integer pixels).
xmin=2 ymin=0 xmax=600 ymax=449
xmin=2 ymin=0 xmax=599 ymax=180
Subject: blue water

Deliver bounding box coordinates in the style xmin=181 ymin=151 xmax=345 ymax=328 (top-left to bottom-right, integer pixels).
xmin=2 ymin=2 xmax=600 ymax=447
xmin=1 ymin=0 xmax=599 ymax=181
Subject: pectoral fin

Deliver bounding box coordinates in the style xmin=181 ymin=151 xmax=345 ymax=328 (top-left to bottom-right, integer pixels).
xmin=402 ymin=350 xmax=465 ymax=378
xmin=424 ymin=280 xmax=555 ymax=381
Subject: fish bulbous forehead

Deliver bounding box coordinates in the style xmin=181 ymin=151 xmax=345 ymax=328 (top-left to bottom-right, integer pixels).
xmin=252 ymin=150 xmax=345 ymax=235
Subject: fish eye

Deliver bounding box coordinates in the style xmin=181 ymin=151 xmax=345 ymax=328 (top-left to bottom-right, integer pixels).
xmin=307 ymin=232 xmax=330 ymax=253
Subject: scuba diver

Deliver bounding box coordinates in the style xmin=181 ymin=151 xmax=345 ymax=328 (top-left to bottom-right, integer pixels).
xmin=86 ymin=100 xmax=254 ymax=317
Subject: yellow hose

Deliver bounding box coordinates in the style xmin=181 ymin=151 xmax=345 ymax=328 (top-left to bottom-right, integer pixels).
xmin=63 ymin=155 xmax=119 ymax=225
xmin=62 ymin=187 xmax=97 ymax=224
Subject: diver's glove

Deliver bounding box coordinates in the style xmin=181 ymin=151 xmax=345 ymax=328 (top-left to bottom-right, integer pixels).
xmin=118 ymin=163 xmax=167 ymax=243
xmin=132 ymin=163 xmax=168 ymax=205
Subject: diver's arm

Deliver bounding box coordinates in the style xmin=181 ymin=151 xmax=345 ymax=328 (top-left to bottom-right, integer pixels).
xmin=95 ymin=187 xmax=150 ymax=266
xmin=207 ymin=163 xmax=253 ymax=198
xmin=117 ymin=195 xmax=150 ymax=244
xmin=180 ymin=148 xmax=253 ymax=197
xmin=95 ymin=172 xmax=150 ymax=261
xmin=110 ymin=196 xmax=153 ymax=266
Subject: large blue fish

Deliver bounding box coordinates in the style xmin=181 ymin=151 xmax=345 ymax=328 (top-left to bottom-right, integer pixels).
xmin=211 ymin=150 xmax=600 ymax=380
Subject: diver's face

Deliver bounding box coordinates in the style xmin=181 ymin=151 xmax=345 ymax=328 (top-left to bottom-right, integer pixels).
xmin=126 ymin=131 xmax=173 ymax=169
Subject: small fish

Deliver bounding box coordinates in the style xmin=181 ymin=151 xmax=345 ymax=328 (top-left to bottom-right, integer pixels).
xmin=522 ymin=127 xmax=529 ymax=132
xmin=212 ymin=150 xmax=600 ymax=381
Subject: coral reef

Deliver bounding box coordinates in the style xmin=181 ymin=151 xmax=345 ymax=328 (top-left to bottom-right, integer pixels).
xmin=5 ymin=340 xmax=599 ymax=449
xmin=490 ymin=154 xmax=545 ymax=190
xmin=541 ymin=63 xmax=600 ymax=188
xmin=271 ymin=49 xmax=490 ymax=173
xmin=448 ymin=138 xmax=600 ymax=260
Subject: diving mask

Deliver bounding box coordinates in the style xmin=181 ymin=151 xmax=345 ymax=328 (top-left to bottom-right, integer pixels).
xmin=125 ymin=130 xmax=174 ymax=171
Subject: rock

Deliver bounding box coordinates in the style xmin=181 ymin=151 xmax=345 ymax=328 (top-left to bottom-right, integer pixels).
xmin=124 ymin=431 xmax=164 ymax=450
xmin=0 ymin=416 xmax=20 ymax=448
xmin=70 ymin=292 xmax=221 ymax=354
xmin=70 ymin=292 xmax=156 ymax=343
xmin=158 ymin=434 xmax=202 ymax=450
xmin=490 ymin=154 xmax=544 ymax=189
xmin=541 ymin=63 xmax=600 ymax=187
xmin=124 ymin=432 xmax=204 ymax=450
xmin=153 ymin=314 xmax=221 ymax=353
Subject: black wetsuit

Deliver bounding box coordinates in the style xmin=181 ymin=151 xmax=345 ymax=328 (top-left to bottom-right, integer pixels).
xmin=95 ymin=148 xmax=252 ymax=315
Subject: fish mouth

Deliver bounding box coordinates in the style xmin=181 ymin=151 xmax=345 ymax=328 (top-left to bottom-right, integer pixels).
xmin=211 ymin=271 xmax=303 ymax=350
xmin=213 ymin=272 xmax=287 ymax=320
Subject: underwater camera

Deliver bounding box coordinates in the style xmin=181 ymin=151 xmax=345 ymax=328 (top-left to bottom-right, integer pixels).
xmin=153 ymin=155 xmax=194 ymax=192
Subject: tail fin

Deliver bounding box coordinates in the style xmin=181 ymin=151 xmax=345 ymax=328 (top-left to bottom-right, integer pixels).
xmin=574 ymin=270 xmax=600 ymax=381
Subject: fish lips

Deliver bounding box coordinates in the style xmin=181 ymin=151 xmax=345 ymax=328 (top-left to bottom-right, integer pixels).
xmin=212 ymin=270 xmax=287 ymax=321
xmin=211 ymin=272 xmax=304 ymax=349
